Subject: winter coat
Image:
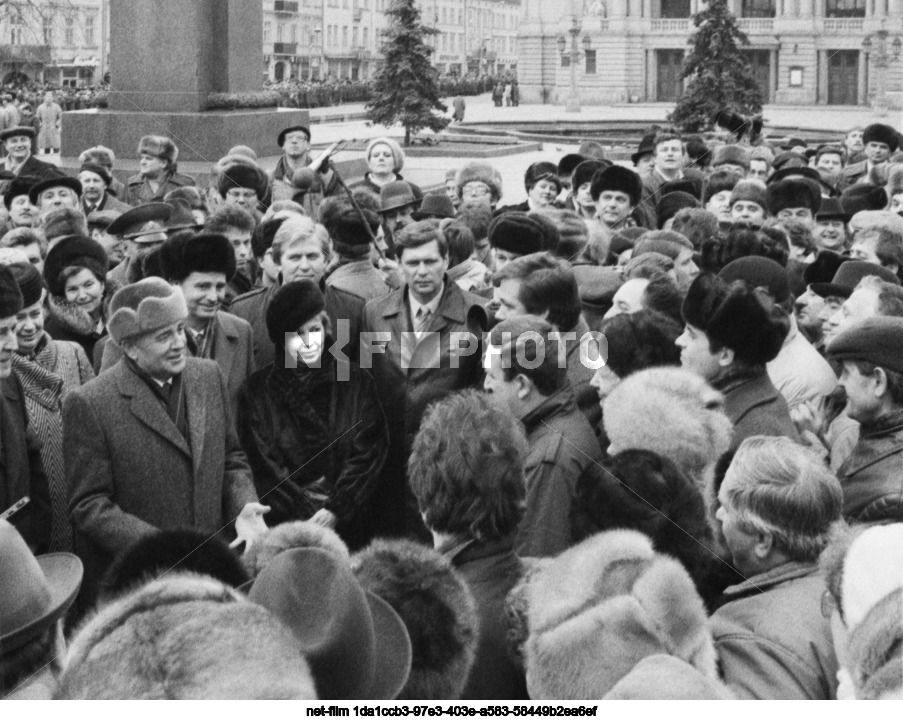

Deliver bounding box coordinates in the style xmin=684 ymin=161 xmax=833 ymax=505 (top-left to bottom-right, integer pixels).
xmin=716 ymin=370 xmax=801 ymax=451
xmin=710 ymin=561 xmax=838 ymax=700
xmin=42 ymin=294 xmax=107 ymax=373
xmin=564 ymin=315 xmax=601 ymax=429
xmin=64 ymin=358 xmax=257 ymax=601
xmin=80 ymin=192 xmax=132 ymax=216
xmin=12 ymin=336 xmax=94 ymax=552
xmin=0 ymin=375 xmax=52 ymax=553
xmin=766 ymin=317 xmax=837 ymax=410
xmin=837 ymin=411 xmax=903 ymax=524
xmin=269 ymin=154 xmax=340 ymax=217
xmin=352 ymin=173 xmax=423 ymax=200
xmin=236 ymin=357 xmax=387 ymax=542
xmin=124 ymin=169 xmax=197 ymax=206
xmin=35 ymin=101 xmax=62 ymax=149
xmin=447 ymin=537 xmax=528 ymax=701
xmin=516 ymin=385 xmax=603 ymax=558
xmin=325 ymin=258 xmax=391 ymax=302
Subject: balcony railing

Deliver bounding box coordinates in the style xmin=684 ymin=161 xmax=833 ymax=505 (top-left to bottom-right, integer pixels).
xmin=737 ymin=18 xmax=774 ymax=31
xmin=274 ymin=1 xmax=299 ymax=12
xmin=822 ymin=18 xmax=864 ymax=31
xmin=650 ymin=18 xmax=691 ymax=32
xmin=273 ymin=42 xmax=297 ymax=55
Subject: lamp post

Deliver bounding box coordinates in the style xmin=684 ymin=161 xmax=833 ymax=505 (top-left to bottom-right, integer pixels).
xmin=313 ymin=25 xmax=325 ymax=82
xmin=862 ymin=21 xmax=902 ymax=117
xmin=557 ymin=17 xmax=592 ymax=113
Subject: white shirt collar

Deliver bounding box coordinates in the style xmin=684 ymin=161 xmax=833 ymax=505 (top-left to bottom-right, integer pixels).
xmin=409 ymin=282 xmax=444 ymax=323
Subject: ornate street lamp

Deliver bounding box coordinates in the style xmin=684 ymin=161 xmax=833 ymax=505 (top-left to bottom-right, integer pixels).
xmin=557 ymin=16 xmax=589 ymax=112
xmin=862 ymin=21 xmax=902 ymax=117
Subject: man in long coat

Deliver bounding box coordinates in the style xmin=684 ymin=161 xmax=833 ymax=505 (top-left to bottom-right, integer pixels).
xmin=65 ymin=279 xmax=266 ymax=601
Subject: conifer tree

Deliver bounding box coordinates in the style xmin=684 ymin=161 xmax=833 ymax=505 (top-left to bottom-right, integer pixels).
xmin=669 ymin=0 xmax=763 ymax=133
xmin=366 ymin=0 xmax=449 ymax=146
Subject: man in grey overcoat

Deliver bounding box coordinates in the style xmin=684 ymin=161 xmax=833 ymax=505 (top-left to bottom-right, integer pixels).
xmin=64 ymin=278 xmax=267 ymax=601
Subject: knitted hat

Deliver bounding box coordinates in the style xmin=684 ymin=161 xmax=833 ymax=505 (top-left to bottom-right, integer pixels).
xmin=78 ymin=163 xmax=112 ymax=187
xmin=523 ymin=529 xmax=720 ymax=699
xmin=842 ymin=185 xmax=890 ymax=216
xmin=603 ymin=367 xmax=733 ymax=486
xmin=277 ymin=125 xmax=311 ymax=146
xmin=0 ymin=264 xmax=24 ymax=318
xmin=28 ymin=174 xmax=82 ymax=206
xmin=656 ymin=191 xmax=699 ymax=229
xmin=523 ymin=161 xmax=561 ymax=192
xmin=590 ymin=165 xmax=643 ymax=205
xmin=729 ymin=179 xmax=767 ymax=210
xmin=42 ymin=235 xmax=108 ymax=298
xmin=218 ymin=162 xmax=268 ymax=199
xmin=8 ymin=261 xmax=44 ymax=307
xmin=352 ymin=539 xmax=478 ymax=700
xmin=227 ymin=145 xmax=258 ymax=161
xmin=863 ymin=123 xmax=900 ymax=152
xmin=681 ymin=273 xmax=790 ymax=365
xmin=455 ymin=162 xmax=503 ymax=202
xmin=765 ymin=177 xmax=822 ymax=215
xmin=827 ymin=316 xmax=903 ymax=375
xmin=702 ymin=168 xmax=742 ymax=205
xmin=160 ymin=232 xmax=237 ymax=283
xmin=137 ymin=134 xmax=178 ymax=165
xmin=571 ymin=159 xmax=608 ymax=192
xmin=265 ymin=279 xmax=325 ymax=343
xmin=719 ymin=256 xmax=790 ymax=303
xmin=712 ymin=144 xmax=750 ymax=171
xmin=488 ymin=212 xmax=549 ymax=255
xmin=58 ymin=573 xmax=317 ymax=699
xmin=3 ymin=174 xmax=39 ymax=210
xmin=366 ymin=137 xmax=405 ymax=173
xmin=108 ymin=278 xmax=189 ymax=345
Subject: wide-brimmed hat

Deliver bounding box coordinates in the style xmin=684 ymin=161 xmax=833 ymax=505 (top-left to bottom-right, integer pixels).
xmin=810 ymin=260 xmax=900 ymax=299
xmin=107 ymin=202 xmax=173 ymax=241
xmin=28 ymin=174 xmax=83 ymax=206
xmin=412 ymin=192 xmax=455 ymax=220
xmin=0 ymin=520 xmax=83 ymax=653
xmin=249 ymin=547 xmax=412 ymax=700
xmin=631 ymin=132 xmax=657 ymax=166
xmin=379 ymin=180 xmax=417 ymax=214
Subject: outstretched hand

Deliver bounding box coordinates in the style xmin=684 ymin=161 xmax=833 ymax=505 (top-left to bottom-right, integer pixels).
xmin=231 ymin=502 xmax=271 ymax=554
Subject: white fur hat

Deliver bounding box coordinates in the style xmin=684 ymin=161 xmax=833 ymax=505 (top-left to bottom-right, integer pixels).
xmin=108 ymin=278 xmax=188 ymax=345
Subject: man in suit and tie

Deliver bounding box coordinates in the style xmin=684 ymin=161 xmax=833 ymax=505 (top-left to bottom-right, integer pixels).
xmin=64 ymin=278 xmax=267 ymax=600
xmin=0 ymin=127 xmax=56 ymax=184
xmin=361 ymin=220 xmax=487 ymax=538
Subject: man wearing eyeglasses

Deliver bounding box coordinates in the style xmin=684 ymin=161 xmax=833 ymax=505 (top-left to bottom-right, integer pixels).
xmin=269 ymin=125 xmax=338 ymax=216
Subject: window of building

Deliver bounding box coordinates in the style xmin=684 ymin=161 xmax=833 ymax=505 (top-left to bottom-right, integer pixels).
xmin=10 ymin=14 xmax=22 ymax=45
xmin=264 ymin=22 xmax=271 ymax=43
xmin=43 ymin=14 xmax=53 ymax=44
xmin=277 ymin=23 xmax=284 ymax=42
xmin=741 ymin=0 xmax=776 ymax=15
xmin=561 ymin=53 xmax=570 ymax=68
xmin=64 ymin=16 xmax=74 ymax=45
xmin=352 ymin=26 xmax=358 ymax=46
xmin=824 ymin=0 xmax=865 ymax=15
xmin=85 ymin=13 xmax=96 ymax=45
xmin=585 ymin=49 xmax=597 ymax=73
xmin=658 ymin=0 xmax=691 ymax=17
xmin=342 ymin=26 xmax=348 ymax=46
xmin=291 ymin=24 xmax=297 ymax=42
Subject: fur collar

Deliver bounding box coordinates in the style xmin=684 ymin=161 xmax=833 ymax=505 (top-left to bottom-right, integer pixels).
xmin=45 ymin=294 xmax=101 ymax=337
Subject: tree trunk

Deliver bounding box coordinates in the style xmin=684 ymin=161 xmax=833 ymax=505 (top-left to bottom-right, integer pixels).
xmin=404 ymin=126 xmax=412 ymax=147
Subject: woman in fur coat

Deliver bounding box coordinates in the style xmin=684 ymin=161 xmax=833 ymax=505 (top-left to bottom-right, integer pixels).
xmin=41 ymin=235 xmax=112 ymax=370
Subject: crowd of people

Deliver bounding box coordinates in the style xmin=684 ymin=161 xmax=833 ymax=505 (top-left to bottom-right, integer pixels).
xmin=0 ymin=108 xmax=903 ymax=702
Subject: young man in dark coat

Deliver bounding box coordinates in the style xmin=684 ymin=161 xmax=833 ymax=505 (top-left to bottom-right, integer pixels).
xmin=64 ymin=278 xmax=266 ymax=601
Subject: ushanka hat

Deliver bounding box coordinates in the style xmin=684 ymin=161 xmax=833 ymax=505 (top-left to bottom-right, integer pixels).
xmin=712 ymin=144 xmax=750 ymax=171
xmin=487 ymin=212 xmax=550 ymax=255
xmin=656 ymin=192 xmax=699 ymax=229
xmin=0 ymin=264 xmax=24 ymax=318
xmin=137 ymin=134 xmax=178 ymax=165
xmin=765 ymin=177 xmax=822 ymax=216
xmin=455 ymin=162 xmax=503 ymax=202
xmin=218 ymin=162 xmax=268 ymax=199
xmin=590 ymin=165 xmax=643 ymax=205
xmin=108 ymin=278 xmax=188 ymax=345
xmin=863 ymin=123 xmax=899 ymax=152
xmin=842 ymin=185 xmax=888 ymax=216
xmin=265 ymin=280 xmax=325 ymax=344
xmin=729 ymin=179 xmax=767 ymax=209
xmin=159 ymin=232 xmax=237 ymax=283
xmin=571 ymin=159 xmax=608 ymax=193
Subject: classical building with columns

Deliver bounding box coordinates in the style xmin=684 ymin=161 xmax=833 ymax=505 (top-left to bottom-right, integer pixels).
xmin=517 ymin=0 xmax=903 ymax=108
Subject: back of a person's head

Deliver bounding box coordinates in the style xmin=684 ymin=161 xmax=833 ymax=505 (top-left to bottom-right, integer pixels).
xmin=440 ymin=219 xmax=476 ymax=268
xmin=600 ymin=309 xmax=682 ymax=378
xmin=670 ymin=208 xmax=719 ymax=250
xmin=204 ymin=203 xmax=256 ymax=234
xmin=853 ymin=275 xmax=903 ymax=318
xmin=493 ymin=251 xmax=581 ymax=331
xmin=456 ymin=203 xmax=493 ymax=243
xmin=642 ymin=271 xmax=684 ymax=324
xmin=489 ymin=314 xmax=567 ymax=397
xmin=533 ymin=207 xmax=588 ymax=260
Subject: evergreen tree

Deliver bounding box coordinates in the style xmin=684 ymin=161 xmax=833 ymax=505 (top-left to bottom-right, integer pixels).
xmin=668 ymin=0 xmax=763 ymax=133
xmin=366 ymin=0 xmax=449 ymax=146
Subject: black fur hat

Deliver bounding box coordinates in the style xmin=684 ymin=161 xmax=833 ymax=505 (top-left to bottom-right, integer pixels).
xmin=765 ymin=178 xmax=822 ymax=216
xmin=571 ymin=159 xmax=608 ymax=193
xmin=351 ymin=539 xmax=478 ymax=700
xmin=682 ymin=273 xmax=789 ymax=366
xmin=319 ymin=197 xmax=380 ymax=247
xmin=714 ymin=109 xmax=747 ymax=138
xmin=42 ymin=234 xmax=108 ymax=297
xmin=487 ymin=212 xmax=549 ymax=255
xmin=218 ymin=162 xmax=268 ymax=199
xmin=841 ymin=184 xmax=888 ymax=215
xmin=266 ymin=279 xmax=325 ymax=343
xmin=160 ymin=232 xmax=237 ymax=283
xmin=523 ymin=161 xmax=561 ymax=192
xmin=99 ymin=528 xmax=250 ymax=603
xmin=863 ymin=123 xmax=900 ymax=152
xmin=589 ymin=165 xmax=643 ymax=205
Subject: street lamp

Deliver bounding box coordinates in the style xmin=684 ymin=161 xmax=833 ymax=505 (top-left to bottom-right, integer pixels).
xmin=313 ymin=25 xmax=325 ymax=82
xmin=557 ymin=17 xmax=591 ymax=113
xmin=862 ymin=20 xmax=902 ymax=117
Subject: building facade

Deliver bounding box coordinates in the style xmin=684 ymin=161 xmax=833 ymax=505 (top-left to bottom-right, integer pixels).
xmin=518 ymin=0 xmax=903 ymax=108
xmin=0 ymin=0 xmax=108 ymax=87
xmin=263 ymin=0 xmax=520 ymax=82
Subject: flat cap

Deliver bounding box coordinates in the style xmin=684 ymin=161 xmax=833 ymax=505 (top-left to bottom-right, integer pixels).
xmin=827 ymin=316 xmax=903 ymax=374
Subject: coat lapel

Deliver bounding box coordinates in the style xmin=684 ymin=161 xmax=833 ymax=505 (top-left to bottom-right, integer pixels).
xmin=182 ymin=361 xmax=207 ymax=482
xmin=212 ymin=312 xmax=237 ymax=381
xmin=116 ymin=363 xmax=192 ymax=458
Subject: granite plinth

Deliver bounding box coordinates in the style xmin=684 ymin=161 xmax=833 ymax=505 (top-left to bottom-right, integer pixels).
xmin=61 ymin=108 xmax=309 ymax=164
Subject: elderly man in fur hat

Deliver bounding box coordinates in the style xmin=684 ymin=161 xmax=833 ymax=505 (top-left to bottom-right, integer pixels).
xmin=590 ymin=164 xmax=645 ymax=232
xmin=64 ymin=278 xmax=266 ymax=604
xmin=712 ymin=436 xmax=842 ymax=699
xmin=125 ymin=135 xmax=196 ymax=207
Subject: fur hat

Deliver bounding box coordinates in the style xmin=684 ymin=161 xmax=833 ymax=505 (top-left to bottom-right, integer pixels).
xmin=0 ymin=264 xmax=23 ymax=318
xmin=682 ymin=273 xmax=789 ymax=365
xmin=352 ymin=539 xmax=479 ymax=700
xmin=766 ymin=178 xmax=822 ymax=216
xmin=8 ymin=261 xmax=43 ymax=307
xmin=159 ymin=232 xmax=237 ymax=283
xmin=523 ymin=161 xmax=561 ymax=192
xmin=99 ymin=529 xmax=249 ymax=603
xmin=366 ymin=137 xmax=405 ymax=173
xmin=523 ymin=530 xmax=720 ymax=699
xmin=846 ymin=589 xmax=903 ymax=699
xmin=729 ymin=179 xmax=767 ymax=210
xmin=712 ymin=144 xmax=750 ymax=171
xmin=42 ymin=234 xmax=108 ymax=297
xmin=603 ymin=367 xmax=733 ymax=493
xmin=590 ymin=165 xmax=643 ymax=205
xmin=526 ymin=212 xmax=561 ymax=252
xmin=78 ymin=145 xmax=116 ymax=169
xmin=456 ymin=162 xmax=503 ymax=202
xmin=863 ymin=123 xmax=900 ymax=152
xmin=572 ymin=159 xmax=607 ymax=192
xmin=842 ymin=185 xmax=889 ymax=216
xmin=656 ymin=192 xmax=699 ymax=229
xmin=218 ymin=162 xmax=268 ymax=199
xmin=804 ymin=250 xmax=846 ymax=285
xmin=137 ymin=134 xmax=178 ymax=166
xmin=58 ymin=573 xmax=317 ymax=699
xmin=702 ymin=168 xmax=742 ymax=205
xmin=557 ymin=153 xmax=588 ymax=178
xmin=633 ymin=230 xmax=693 ymax=260
xmin=242 ymin=520 xmax=350 ymax=579
xmin=42 ymin=207 xmax=89 ymax=243
xmin=3 ymin=174 xmax=39 ymax=209
xmin=265 ymin=279 xmax=325 ymax=343
xmin=714 ymin=109 xmax=747 ymax=137
xmin=320 ymin=198 xmax=380 ymax=247
xmin=661 ymin=177 xmax=703 ymax=200
xmin=487 ymin=212 xmax=549 ymax=255
xmin=108 ymin=278 xmax=188 ymax=345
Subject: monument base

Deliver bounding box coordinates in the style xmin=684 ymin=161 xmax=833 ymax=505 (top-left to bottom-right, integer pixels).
xmin=61 ymin=107 xmax=309 ymax=163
